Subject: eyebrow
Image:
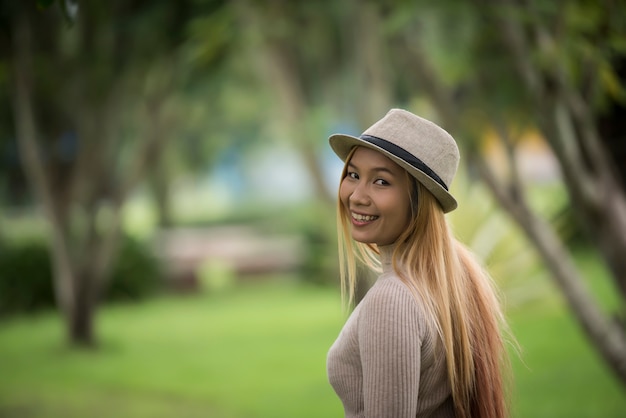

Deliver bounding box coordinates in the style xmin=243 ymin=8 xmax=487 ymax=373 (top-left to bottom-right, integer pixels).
xmin=347 ymin=162 xmax=397 ymax=176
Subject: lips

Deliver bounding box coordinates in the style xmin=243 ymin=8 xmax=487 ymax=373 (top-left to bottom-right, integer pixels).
xmin=351 ymin=212 xmax=379 ymax=223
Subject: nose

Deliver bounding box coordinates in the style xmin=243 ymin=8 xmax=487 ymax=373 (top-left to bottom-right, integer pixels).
xmin=349 ymin=182 xmax=370 ymax=207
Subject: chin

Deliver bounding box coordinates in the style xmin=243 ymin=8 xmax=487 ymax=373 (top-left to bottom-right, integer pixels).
xmin=352 ymin=235 xmax=381 ymax=245
xmin=351 ymin=234 xmax=372 ymax=244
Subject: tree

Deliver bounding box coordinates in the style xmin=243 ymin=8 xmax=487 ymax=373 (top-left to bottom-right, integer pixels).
xmin=233 ymin=0 xmax=350 ymax=205
xmin=211 ymin=1 xmax=626 ymax=384
xmin=385 ymin=0 xmax=626 ymax=384
xmin=5 ymin=0 xmax=194 ymax=346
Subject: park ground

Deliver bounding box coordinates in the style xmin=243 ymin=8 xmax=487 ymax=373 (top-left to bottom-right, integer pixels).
xmin=0 ymin=247 xmax=625 ymax=417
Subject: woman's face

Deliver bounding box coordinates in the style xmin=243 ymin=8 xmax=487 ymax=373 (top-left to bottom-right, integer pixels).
xmin=340 ymin=147 xmax=412 ymax=246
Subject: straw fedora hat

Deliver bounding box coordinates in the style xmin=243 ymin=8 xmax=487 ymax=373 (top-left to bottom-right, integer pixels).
xmin=329 ymin=108 xmax=460 ymax=213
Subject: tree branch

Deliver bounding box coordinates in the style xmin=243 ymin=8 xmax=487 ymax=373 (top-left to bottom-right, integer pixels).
xmin=10 ymin=9 xmax=75 ymax=316
xmin=472 ymin=150 xmax=626 ymax=383
xmin=495 ymin=0 xmax=544 ymax=100
xmin=406 ymin=23 xmax=626 ymax=383
xmin=552 ymin=100 xmax=603 ymax=206
xmin=492 ymin=115 xmax=525 ymax=204
xmin=402 ymin=28 xmax=458 ymax=128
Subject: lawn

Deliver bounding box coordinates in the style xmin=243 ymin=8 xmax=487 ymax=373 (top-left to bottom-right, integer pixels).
xmin=0 ymin=281 xmax=344 ymax=418
xmin=0 ymin=272 xmax=624 ymax=417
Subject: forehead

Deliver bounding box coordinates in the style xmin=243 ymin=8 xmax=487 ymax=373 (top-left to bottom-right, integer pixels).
xmin=349 ymin=146 xmax=405 ymax=174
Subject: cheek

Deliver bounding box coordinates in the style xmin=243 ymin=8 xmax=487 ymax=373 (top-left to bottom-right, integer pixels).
xmin=339 ymin=179 xmax=351 ymax=206
xmin=391 ymin=193 xmax=412 ymax=226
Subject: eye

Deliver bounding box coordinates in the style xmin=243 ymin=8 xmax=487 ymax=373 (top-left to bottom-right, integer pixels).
xmin=374 ymin=178 xmax=390 ymax=186
xmin=346 ymin=171 xmax=359 ymax=180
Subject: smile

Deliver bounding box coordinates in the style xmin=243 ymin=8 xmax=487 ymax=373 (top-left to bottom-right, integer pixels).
xmin=351 ymin=212 xmax=379 ymax=222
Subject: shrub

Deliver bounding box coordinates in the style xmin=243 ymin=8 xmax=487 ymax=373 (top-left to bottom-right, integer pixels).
xmin=106 ymin=236 xmax=164 ymax=301
xmin=0 ymin=241 xmax=55 ymax=316
xmin=299 ymin=223 xmax=337 ymax=286
xmin=0 ymin=236 xmax=164 ymax=317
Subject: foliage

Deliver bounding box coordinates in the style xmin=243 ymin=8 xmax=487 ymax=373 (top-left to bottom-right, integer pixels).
xmin=0 ymin=236 xmax=164 ymax=318
xmin=376 ymin=0 xmax=626 ymax=382
xmin=1 ymin=0 xmax=624 ymax=383
xmin=106 ymin=236 xmax=164 ymax=302
xmin=0 ymin=240 xmax=54 ymax=315
xmin=299 ymin=220 xmax=338 ymax=286
xmin=3 ymin=0 xmax=225 ymax=344
xmin=277 ymin=203 xmax=338 ymax=287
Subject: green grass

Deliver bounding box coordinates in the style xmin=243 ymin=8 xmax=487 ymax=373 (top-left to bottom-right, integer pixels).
xmin=0 ymin=265 xmax=625 ymax=417
xmin=509 ymin=303 xmax=625 ymax=418
xmin=0 ymin=281 xmax=345 ymax=418
xmin=506 ymin=247 xmax=626 ymax=418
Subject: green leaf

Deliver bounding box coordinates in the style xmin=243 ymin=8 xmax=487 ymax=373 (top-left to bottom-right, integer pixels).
xmin=36 ymin=0 xmax=56 ymax=10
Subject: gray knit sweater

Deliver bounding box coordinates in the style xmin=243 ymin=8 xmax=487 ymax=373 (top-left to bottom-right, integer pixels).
xmin=327 ymin=246 xmax=455 ymax=417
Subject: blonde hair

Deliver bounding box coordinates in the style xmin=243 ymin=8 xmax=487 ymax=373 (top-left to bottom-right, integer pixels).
xmin=337 ymin=149 xmax=510 ymax=418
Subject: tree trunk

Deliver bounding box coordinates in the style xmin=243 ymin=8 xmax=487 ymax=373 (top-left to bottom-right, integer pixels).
xmin=403 ymin=28 xmax=626 ymax=386
xmin=493 ymin=0 xmax=626 ymax=304
xmin=67 ymin=273 xmax=97 ymax=347
xmin=235 ymin=0 xmax=334 ymax=205
xmin=473 ymin=152 xmax=626 ymax=385
xmin=263 ymin=42 xmax=334 ymax=204
xmin=144 ymin=92 xmax=175 ymax=228
xmin=10 ymin=7 xmax=76 ymax=323
xmin=11 ymin=6 xmax=121 ymax=348
xmin=352 ymin=1 xmax=392 ymax=126
xmin=150 ymin=164 xmax=174 ymax=228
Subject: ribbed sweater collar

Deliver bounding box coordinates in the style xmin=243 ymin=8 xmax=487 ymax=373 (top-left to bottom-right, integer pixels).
xmin=378 ymin=244 xmax=396 ymax=274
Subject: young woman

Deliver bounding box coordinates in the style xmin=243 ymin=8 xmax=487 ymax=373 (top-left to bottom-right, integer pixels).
xmin=326 ymin=109 xmax=510 ymax=418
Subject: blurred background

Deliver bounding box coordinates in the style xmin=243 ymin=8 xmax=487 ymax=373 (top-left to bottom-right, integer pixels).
xmin=1 ymin=0 xmax=625 ymax=417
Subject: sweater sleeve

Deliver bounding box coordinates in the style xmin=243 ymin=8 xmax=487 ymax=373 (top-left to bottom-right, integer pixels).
xmin=358 ymin=279 xmax=422 ymax=418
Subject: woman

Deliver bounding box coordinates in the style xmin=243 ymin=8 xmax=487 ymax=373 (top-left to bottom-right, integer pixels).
xmin=326 ymin=109 xmax=509 ymax=418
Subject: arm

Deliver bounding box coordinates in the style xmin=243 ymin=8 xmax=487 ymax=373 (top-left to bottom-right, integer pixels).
xmin=358 ymin=280 xmax=422 ymax=418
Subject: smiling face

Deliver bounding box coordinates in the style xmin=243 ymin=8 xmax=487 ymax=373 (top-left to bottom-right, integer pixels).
xmin=339 ymin=147 xmax=413 ymax=246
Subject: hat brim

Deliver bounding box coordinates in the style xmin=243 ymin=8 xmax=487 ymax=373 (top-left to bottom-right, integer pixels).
xmin=329 ymin=134 xmax=458 ymax=213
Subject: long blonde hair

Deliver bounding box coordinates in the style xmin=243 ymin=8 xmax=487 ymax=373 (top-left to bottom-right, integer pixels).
xmin=337 ymin=150 xmax=510 ymax=418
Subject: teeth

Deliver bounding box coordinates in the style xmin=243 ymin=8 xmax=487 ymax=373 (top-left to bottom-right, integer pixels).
xmin=352 ymin=212 xmax=379 ymax=222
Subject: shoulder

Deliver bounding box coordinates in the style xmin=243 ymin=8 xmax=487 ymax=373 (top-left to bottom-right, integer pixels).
xmin=356 ymin=274 xmax=428 ymax=350
xmin=363 ymin=274 xmax=420 ymax=310
xmin=358 ymin=274 xmax=425 ymax=327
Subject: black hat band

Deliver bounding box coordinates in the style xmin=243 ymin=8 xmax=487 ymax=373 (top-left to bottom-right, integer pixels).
xmin=359 ymin=134 xmax=449 ymax=191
